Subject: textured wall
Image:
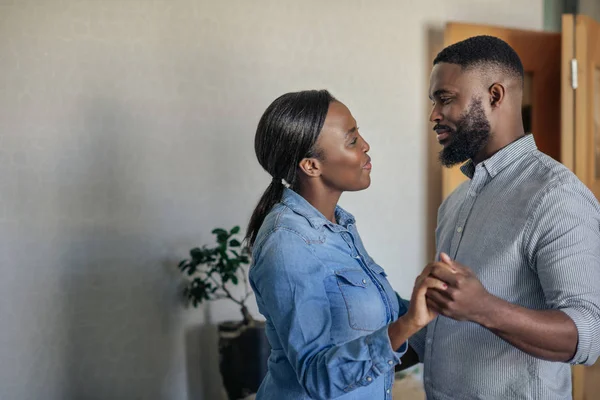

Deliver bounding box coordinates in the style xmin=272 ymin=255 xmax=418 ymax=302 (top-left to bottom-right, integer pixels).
xmin=0 ymin=1 xmax=542 ymax=399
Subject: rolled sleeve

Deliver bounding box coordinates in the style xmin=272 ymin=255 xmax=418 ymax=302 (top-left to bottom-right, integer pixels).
xmin=561 ymin=306 xmax=600 ymax=365
xmin=525 ymin=182 xmax=600 ymax=365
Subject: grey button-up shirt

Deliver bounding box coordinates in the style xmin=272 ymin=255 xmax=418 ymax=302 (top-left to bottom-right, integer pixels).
xmin=410 ymin=134 xmax=600 ymax=399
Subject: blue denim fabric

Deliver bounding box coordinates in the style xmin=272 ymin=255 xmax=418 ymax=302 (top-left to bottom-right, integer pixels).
xmin=249 ymin=188 xmax=408 ymax=400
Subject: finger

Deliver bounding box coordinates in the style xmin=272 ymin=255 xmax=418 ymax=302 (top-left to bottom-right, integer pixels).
xmin=421 ymin=276 xmax=448 ymax=291
xmin=414 ymin=265 xmax=435 ymax=287
xmin=427 ymin=286 xmax=453 ymax=301
xmin=415 ymin=277 xmax=447 ymax=302
xmin=441 ymin=285 xmax=456 ymax=301
xmin=440 ymin=253 xmax=457 ymax=271
xmin=440 ymin=252 xmax=451 ymax=264
xmin=414 ymin=273 xmax=425 ymax=289
xmin=426 ymin=298 xmax=441 ymax=313
xmin=430 ymin=264 xmax=459 ymax=286
xmin=426 ymin=287 xmax=452 ymax=307
xmin=428 ymin=261 xmax=455 ymax=271
xmin=424 ymin=262 xmax=450 ymax=279
xmin=420 ymin=264 xmax=435 ymax=277
xmin=435 ymin=253 xmax=460 ymax=272
xmin=413 ymin=277 xmax=448 ymax=308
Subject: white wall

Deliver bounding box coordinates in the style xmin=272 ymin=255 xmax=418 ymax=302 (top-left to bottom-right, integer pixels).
xmin=0 ymin=1 xmax=543 ymax=399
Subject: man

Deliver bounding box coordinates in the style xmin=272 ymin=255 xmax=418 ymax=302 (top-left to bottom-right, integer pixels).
xmin=410 ymin=35 xmax=600 ymax=399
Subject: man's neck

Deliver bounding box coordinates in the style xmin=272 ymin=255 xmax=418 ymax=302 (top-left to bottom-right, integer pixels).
xmin=473 ymin=127 xmax=525 ymax=165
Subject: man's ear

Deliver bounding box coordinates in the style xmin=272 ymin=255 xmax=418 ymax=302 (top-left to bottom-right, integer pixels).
xmin=298 ymin=157 xmax=322 ymax=178
xmin=489 ymin=82 xmax=506 ymax=109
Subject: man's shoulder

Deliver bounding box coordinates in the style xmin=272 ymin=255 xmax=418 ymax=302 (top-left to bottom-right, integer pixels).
xmin=523 ymin=151 xmax=597 ymax=207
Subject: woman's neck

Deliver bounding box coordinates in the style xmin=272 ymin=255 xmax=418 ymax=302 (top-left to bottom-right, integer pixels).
xmin=298 ymin=183 xmax=341 ymax=224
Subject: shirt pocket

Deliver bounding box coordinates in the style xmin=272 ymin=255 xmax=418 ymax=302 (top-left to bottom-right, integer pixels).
xmin=366 ymin=262 xmax=401 ymax=319
xmin=335 ymin=268 xmax=386 ymax=331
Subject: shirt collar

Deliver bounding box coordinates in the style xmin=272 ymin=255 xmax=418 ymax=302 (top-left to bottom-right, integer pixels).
xmin=281 ymin=188 xmax=356 ymax=230
xmin=460 ymin=134 xmax=537 ymax=179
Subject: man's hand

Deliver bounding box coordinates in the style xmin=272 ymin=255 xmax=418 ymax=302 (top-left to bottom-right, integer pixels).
xmin=424 ymin=253 xmax=579 ymax=362
xmin=425 ymin=253 xmax=496 ymax=324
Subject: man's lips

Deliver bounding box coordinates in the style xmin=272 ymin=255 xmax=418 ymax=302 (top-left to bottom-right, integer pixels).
xmin=434 ymin=126 xmax=453 ymax=143
xmin=436 ymin=131 xmax=450 ymax=142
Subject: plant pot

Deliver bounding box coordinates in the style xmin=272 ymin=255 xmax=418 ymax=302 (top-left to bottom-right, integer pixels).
xmin=218 ymin=320 xmax=269 ymax=400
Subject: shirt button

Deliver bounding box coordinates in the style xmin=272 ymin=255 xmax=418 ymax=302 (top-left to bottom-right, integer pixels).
xmin=388 ymin=360 xmax=394 ymax=365
xmin=366 ymin=376 xmax=372 ymax=382
xmin=386 ymin=389 xmax=390 ymax=394
xmin=426 ymin=338 xmax=432 ymax=344
xmin=362 ymin=279 xmax=367 ymax=284
xmin=457 ymin=226 xmax=463 ymax=233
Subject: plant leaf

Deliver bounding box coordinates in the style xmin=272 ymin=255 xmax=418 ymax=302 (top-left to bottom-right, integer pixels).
xmin=229 ymin=239 xmax=241 ymax=247
xmin=219 ymin=248 xmax=229 ymax=260
xmin=212 ymin=228 xmax=227 ymax=236
xmin=231 ymin=275 xmax=238 ymax=285
xmin=190 ymin=247 xmax=205 ymax=261
xmin=230 ymin=226 xmax=240 ymax=234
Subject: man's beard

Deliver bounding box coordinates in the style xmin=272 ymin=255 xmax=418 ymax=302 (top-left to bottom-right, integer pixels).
xmin=437 ymin=98 xmax=491 ymax=167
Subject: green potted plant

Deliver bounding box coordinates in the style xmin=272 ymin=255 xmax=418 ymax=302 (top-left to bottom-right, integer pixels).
xmin=179 ymin=226 xmax=269 ymax=400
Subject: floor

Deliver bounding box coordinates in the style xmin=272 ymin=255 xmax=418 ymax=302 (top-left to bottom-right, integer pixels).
xmin=241 ymin=376 xmax=425 ymax=399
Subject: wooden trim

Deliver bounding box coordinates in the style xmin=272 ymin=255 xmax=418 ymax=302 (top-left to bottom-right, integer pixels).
xmin=573 ymin=365 xmax=585 ymax=400
xmin=575 ymin=16 xmax=590 ymax=187
xmin=561 ymin=14 xmax=575 ymax=172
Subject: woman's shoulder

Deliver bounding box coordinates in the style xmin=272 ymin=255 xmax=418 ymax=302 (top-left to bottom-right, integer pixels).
xmin=254 ymin=203 xmax=315 ymax=251
xmin=250 ymin=205 xmax=328 ymax=283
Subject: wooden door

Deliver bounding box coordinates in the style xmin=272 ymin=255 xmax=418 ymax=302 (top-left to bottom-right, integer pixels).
xmin=441 ymin=23 xmax=561 ymax=198
xmin=563 ymin=14 xmax=600 ymax=197
xmin=562 ymin=13 xmax=600 ymax=400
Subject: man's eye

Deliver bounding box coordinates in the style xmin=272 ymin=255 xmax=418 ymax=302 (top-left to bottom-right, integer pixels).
xmin=441 ymin=98 xmax=452 ymax=105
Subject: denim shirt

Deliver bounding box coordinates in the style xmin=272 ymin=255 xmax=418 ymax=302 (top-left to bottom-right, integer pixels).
xmin=249 ymin=188 xmax=408 ymax=400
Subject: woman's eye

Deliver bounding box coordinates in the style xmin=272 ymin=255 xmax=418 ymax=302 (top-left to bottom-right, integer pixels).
xmin=350 ymin=138 xmax=358 ymax=145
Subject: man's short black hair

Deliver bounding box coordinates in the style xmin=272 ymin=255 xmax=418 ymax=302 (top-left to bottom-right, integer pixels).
xmin=434 ymin=35 xmax=524 ymax=83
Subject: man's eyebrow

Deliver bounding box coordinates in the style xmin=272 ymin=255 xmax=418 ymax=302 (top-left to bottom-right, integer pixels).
xmin=429 ymin=89 xmax=453 ymax=100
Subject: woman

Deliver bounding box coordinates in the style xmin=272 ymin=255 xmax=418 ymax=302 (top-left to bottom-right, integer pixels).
xmin=246 ymin=90 xmax=447 ymax=399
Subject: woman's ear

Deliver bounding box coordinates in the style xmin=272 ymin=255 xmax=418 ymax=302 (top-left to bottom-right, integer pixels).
xmin=298 ymin=157 xmax=322 ymax=178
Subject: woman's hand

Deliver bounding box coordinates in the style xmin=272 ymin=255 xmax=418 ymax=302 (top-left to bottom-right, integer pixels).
xmin=388 ymin=263 xmax=452 ymax=350
xmin=405 ymin=264 xmax=451 ymax=328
